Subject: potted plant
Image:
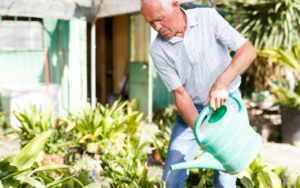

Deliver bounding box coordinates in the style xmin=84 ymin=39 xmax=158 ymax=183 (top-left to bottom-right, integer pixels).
xmin=268 ymin=80 xmax=300 ymax=145
xmin=101 ymin=134 xmax=157 ymax=188
xmin=63 ymin=98 xmax=144 ymax=157
xmin=13 ymin=102 xmax=76 ymax=162
xmin=150 ymin=105 xmax=177 ymax=168
xmin=0 ymin=130 xmax=104 ymax=187
xmin=258 ymin=45 xmax=300 ymax=145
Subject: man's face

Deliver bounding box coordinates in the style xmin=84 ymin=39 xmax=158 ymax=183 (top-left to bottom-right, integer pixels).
xmin=141 ymin=0 xmax=180 ymax=39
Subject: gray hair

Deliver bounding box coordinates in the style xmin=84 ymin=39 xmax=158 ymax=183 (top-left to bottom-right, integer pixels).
xmin=140 ymin=0 xmax=175 ymax=10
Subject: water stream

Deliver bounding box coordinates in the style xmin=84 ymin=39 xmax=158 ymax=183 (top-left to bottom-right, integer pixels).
xmin=161 ymin=170 xmax=171 ymax=188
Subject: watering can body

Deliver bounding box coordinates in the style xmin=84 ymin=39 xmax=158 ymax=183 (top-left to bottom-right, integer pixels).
xmin=170 ymin=92 xmax=262 ymax=174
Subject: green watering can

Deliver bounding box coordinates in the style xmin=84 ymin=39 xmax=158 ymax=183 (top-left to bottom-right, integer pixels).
xmin=170 ymin=92 xmax=262 ymax=174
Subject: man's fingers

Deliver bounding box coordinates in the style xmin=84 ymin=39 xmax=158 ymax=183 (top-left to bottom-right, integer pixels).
xmin=210 ymin=95 xmax=215 ymax=111
xmin=222 ymin=91 xmax=229 ymax=105
xmin=207 ymin=90 xmax=229 ymax=111
xmin=215 ymin=96 xmax=220 ymax=109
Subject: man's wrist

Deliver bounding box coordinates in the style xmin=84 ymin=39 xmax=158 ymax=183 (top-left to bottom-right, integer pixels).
xmin=215 ymin=74 xmax=231 ymax=89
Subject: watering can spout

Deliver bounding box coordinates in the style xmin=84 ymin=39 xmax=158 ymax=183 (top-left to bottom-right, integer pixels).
xmin=170 ymin=151 xmax=225 ymax=172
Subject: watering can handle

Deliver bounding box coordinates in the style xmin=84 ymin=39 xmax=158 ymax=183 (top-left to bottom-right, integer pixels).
xmin=193 ymin=92 xmax=246 ymax=146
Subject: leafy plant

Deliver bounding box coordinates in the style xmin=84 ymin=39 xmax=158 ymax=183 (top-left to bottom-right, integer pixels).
xmin=216 ymin=0 xmax=300 ymax=96
xmin=101 ymin=135 xmax=156 ymax=188
xmin=0 ymin=112 xmax=5 ymax=119
xmin=0 ymin=130 xmax=101 ymax=188
xmin=13 ymin=102 xmax=76 ymax=156
xmin=64 ymin=98 xmax=144 ymax=153
xmin=266 ymin=78 xmax=300 ymax=109
xmin=276 ymin=167 xmax=300 ymax=187
xmin=147 ymin=128 xmax=171 ymax=162
xmin=256 ymin=44 xmax=300 ymax=109
xmin=13 ymin=102 xmax=56 ymax=147
xmin=0 ymin=111 xmax=9 ymax=135
xmin=220 ymin=0 xmax=300 ymax=50
xmin=257 ymin=45 xmax=300 ymax=74
xmin=153 ymin=105 xmax=177 ymax=132
xmin=237 ymin=153 xmax=282 ymax=188
xmin=186 ymin=150 xmax=214 ymax=187
xmin=150 ymin=105 xmax=176 ymax=162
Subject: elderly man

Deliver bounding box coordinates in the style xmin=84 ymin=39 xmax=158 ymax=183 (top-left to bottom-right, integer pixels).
xmin=141 ymin=0 xmax=256 ymax=187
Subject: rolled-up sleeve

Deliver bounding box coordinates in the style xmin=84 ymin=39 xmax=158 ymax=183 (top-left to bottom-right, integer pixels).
xmin=210 ymin=9 xmax=247 ymax=51
xmin=150 ymin=46 xmax=182 ymax=92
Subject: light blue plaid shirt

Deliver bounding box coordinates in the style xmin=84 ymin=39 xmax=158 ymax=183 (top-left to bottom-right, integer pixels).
xmin=150 ymin=8 xmax=247 ymax=104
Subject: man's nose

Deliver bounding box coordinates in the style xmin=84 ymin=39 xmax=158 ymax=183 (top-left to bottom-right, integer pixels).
xmin=153 ymin=22 xmax=162 ymax=32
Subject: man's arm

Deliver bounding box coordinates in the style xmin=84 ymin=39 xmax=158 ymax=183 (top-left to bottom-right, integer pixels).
xmin=173 ymin=86 xmax=199 ymax=129
xmin=203 ymin=41 xmax=256 ymax=110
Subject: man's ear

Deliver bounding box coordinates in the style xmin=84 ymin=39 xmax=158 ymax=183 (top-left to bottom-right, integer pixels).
xmin=172 ymin=1 xmax=180 ymax=11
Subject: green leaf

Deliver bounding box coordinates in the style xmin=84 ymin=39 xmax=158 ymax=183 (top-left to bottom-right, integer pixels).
xmin=1 ymin=169 xmax=29 ymax=180
xmin=0 ymin=142 xmax=10 ymax=147
xmin=1 ymin=179 xmax=20 ymax=188
xmin=65 ymin=121 xmax=76 ymax=132
xmin=16 ymin=176 xmax=45 ymax=188
xmin=13 ymin=111 xmax=33 ymax=134
xmin=102 ymin=170 xmax=115 ymax=185
xmin=28 ymin=165 xmax=70 ymax=176
xmin=241 ymin=177 xmax=254 ymax=188
xmin=84 ymin=183 xmax=102 ymax=188
xmin=238 ymin=167 xmax=253 ymax=181
xmin=0 ymin=112 xmax=5 ymax=119
xmin=13 ymin=130 xmax=53 ymax=170
xmin=295 ymin=175 xmax=300 ymax=188
xmin=267 ymin=171 xmax=281 ymax=188
xmin=128 ymin=180 xmax=141 ymax=188
xmin=198 ymin=175 xmax=206 ymax=188
xmin=0 ymin=158 xmax=18 ymax=172
xmin=259 ymin=171 xmax=273 ymax=188
xmin=37 ymin=175 xmax=54 ymax=184
xmin=45 ymin=176 xmax=73 ymax=188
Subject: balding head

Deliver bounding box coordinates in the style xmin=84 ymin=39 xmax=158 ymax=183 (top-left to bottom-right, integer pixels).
xmin=140 ymin=0 xmax=175 ymax=11
xmin=141 ymin=0 xmax=186 ymax=39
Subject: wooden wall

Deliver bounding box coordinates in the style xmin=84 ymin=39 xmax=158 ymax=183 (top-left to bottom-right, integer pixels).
xmin=112 ymin=15 xmax=129 ymax=94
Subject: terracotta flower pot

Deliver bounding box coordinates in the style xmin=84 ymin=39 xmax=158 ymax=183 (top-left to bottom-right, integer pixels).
xmin=153 ymin=149 xmax=162 ymax=161
xmin=151 ymin=143 xmax=162 ymax=160
xmin=161 ymin=161 xmax=165 ymax=170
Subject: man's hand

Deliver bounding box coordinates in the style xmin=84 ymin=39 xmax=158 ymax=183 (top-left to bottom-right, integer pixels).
xmin=203 ymin=82 xmax=229 ymax=111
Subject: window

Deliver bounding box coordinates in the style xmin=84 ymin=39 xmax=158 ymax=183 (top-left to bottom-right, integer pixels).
xmin=0 ymin=16 xmax=43 ymax=51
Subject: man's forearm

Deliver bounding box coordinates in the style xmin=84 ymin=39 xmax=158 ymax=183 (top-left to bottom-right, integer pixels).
xmin=203 ymin=41 xmax=256 ymax=109
xmin=173 ymin=86 xmax=199 ymax=129
xmin=217 ymin=41 xmax=256 ymax=87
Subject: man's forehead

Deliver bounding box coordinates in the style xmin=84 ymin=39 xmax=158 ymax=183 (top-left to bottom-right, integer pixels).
xmin=141 ymin=1 xmax=165 ymax=22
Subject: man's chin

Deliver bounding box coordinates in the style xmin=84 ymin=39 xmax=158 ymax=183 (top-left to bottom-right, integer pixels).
xmin=162 ymin=33 xmax=174 ymax=39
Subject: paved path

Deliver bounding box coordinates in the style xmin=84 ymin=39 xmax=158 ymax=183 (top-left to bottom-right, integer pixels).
xmin=260 ymin=142 xmax=300 ymax=169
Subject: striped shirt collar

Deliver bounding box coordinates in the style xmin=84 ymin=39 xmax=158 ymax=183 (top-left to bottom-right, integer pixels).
xmin=165 ymin=8 xmax=199 ymax=44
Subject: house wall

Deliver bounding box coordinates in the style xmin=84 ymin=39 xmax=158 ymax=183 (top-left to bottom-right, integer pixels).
xmin=129 ymin=14 xmax=150 ymax=116
xmin=42 ymin=17 xmax=87 ymax=114
xmin=0 ymin=16 xmax=87 ymax=115
xmin=150 ymin=28 xmax=174 ymax=109
xmin=128 ymin=14 xmax=174 ymax=119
